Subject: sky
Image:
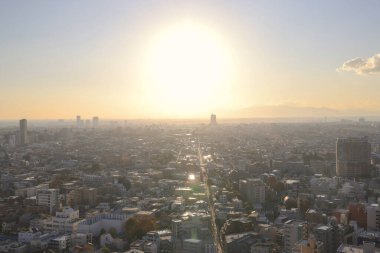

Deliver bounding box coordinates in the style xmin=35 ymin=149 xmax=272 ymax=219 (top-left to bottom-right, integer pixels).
xmin=0 ymin=0 xmax=380 ymax=119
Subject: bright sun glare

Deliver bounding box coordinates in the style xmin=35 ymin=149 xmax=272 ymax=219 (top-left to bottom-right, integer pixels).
xmin=145 ymin=21 xmax=232 ymax=115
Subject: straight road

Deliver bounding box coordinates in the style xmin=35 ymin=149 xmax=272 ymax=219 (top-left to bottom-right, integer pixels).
xmin=198 ymin=141 xmax=224 ymax=253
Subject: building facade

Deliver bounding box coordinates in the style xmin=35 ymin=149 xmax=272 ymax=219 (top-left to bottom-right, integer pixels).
xmin=336 ymin=137 xmax=371 ymax=178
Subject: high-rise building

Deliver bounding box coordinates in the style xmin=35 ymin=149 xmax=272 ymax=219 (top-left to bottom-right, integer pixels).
xmin=19 ymin=119 xmax=28 ymax=146
xmin=349 ymin=203 xmax=367 ymax=229
xmin=366 ymin=203 xmax=380 ymax=231
xmin=92 ymin=116 xmax=99 ymax=127
xmin=284 ymin=220 xmax=308 ymax=253
xmin=239 ymin=178 xmax=266 ymax=205
xmin=76 ymin=115 xmax=82 ymax=128
xmin=7 ymin=134 xmax=16 ymax=148
xmin=336 ymin=137 xmax=371 ymax=178
xmin=314 ymin=223 xmax=342 ymax=253
xmin=210 ymin=114 xmax=217 ymax=125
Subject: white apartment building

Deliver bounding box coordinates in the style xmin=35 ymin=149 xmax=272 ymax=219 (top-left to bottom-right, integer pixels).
xmin=77 ymin=213 xmax=128 ymax=236
xmin=44 ymin=207 xmax=80 ymax=233
xmin=36 ymin=189 xmax=59 ymax=214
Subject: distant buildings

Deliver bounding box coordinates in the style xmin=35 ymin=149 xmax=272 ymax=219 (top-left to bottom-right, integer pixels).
xmin=19 ymin=119 xmax=28 ymax=145
xmin=336 ymin=137 xmax=371 ymax=178
xmin=76 ymin=115 xmax=99 ymax=128
xmin=210 ymin=114 xmax=217 ymax=125
xmin=92 ymin=116 xmax=99 ymax=127
xmin=76 ymin=115 xmax=82 ymax=128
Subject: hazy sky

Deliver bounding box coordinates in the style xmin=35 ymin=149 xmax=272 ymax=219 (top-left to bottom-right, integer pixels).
xmin=0 ymin=0 xmax=380 ymax=119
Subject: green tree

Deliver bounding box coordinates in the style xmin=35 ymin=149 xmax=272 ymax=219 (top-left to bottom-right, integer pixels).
xmin=101 ymin=246 xmax=111 ymax=253
xmin=118 ymin=176 xmax=131 ymax=191
xmin=125 ymin=215 xmax=156 ymax=242
xmin=108 ymin=227 xmax=118 ymax=238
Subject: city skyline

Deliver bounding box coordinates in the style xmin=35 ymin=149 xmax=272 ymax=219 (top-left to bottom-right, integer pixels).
xmin=2 ymin=2 xmax=380 ymax=252
xmin=0 ymin=1 xmax=380 ymax=119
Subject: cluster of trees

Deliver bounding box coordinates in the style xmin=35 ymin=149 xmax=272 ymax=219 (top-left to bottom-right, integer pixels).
xmin=49 ymin=173 xmax=79 ymax=188
xmin=118 ymin=176 xmax=131 ymax=191
xmin=302 ymin=151 xmax=323 ymax=165
xmin=124 ymin=214 xmax=156 ymax=242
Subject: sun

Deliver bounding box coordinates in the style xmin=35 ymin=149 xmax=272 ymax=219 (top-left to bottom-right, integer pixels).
xmin=143 ymin=21 xmax=232 ymax=116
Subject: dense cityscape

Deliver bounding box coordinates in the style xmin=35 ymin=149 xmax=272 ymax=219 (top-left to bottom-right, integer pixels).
xmin=1 ymin=1 xmax=380 ymax=252
xmin=0 ymin=115 xmax=379 ymax=253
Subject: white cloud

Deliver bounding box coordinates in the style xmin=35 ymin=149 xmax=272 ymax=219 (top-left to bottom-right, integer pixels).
xmin=337 ymin=53 xmax=380 ymax=75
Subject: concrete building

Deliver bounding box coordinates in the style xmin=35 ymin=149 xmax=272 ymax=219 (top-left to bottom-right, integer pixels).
xmin=367 ymin=204 xmax=380 ymax=231
xmin=49 ymin=235 xmax=71 ymax=253
xmin=298 ymin=235 xmax=324 ymax=253
xmin=183 ymin=238 xmax=203 ymax=253
xmin=336 ymin=137 xmax=371 ymax=178
xmin=76 ymin=115 xmax=84 ymax=128
xmin=44 ymin=207 xmax=80 ymax=233
xmin=349 ymin=203 xmax=367 ymax=229
xmin=283 ymin=220 xmax=307 ymax=253
xmin=18 ymin=228 xmax=42 ymax=243
xmin=19 ymin=119 xmax=28 ymax=146
xmin=250 ymin=242 xmax=277 ymax=253
xmin=0 ymin=240 xmax=27 ymax=253
xmin=71 ymin=233 xmax=92 ymax=247
xmin=171 ymin=212 xmax=211 ymax=240
xmin=67 ymin=187 xmax=97 ymax=207
xmin=239 ymin=178 xmax=266 ymax=205
xmin=77 ymin=212 xmax=127 ymax=236
xmin=210 ymin=114 xmax=217 ymax=125
xmin=337 ymin=242 xmax=380 ymax=253
xmin=36 ymin=189 xmax=59 ymax=214
xmin=92 ymin=116 xmax=99 ymax=127
xmin=143 ymin=231 xmax=160 ymax=249
xmin=314 ymin=224 xmax=342 ymax=253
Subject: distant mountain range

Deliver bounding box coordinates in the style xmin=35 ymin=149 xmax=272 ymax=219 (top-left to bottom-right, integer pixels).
xmin=216 ymin=105 xmax=380 ymax=118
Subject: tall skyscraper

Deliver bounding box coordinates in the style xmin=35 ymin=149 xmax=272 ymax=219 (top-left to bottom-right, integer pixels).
xmin=336 ymin=137 xmax=371 ymax=178
xmin=76 ymin=115 xmax=82 ymax=128
xmin=210 ymin=113 xmax=217 ymax=125
xmin=19 ymin=119 xmax=28 ymax=146
xmin=92 ymin=116 xmax=99 ymax=127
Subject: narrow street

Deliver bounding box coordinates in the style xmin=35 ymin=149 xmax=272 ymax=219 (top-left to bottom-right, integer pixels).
xmin=198 ymin=141 xmax=224 ymax=253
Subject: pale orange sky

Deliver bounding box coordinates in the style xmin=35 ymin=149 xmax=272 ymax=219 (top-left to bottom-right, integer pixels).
xmin=0 ymin=1 xmax=380 ymax=119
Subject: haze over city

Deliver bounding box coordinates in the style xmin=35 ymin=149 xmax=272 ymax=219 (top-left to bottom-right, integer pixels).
xmin=3 ymin=2 xmax=380 ymax=253
xmin=1 ymin=1 xmax=380 ymax=119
